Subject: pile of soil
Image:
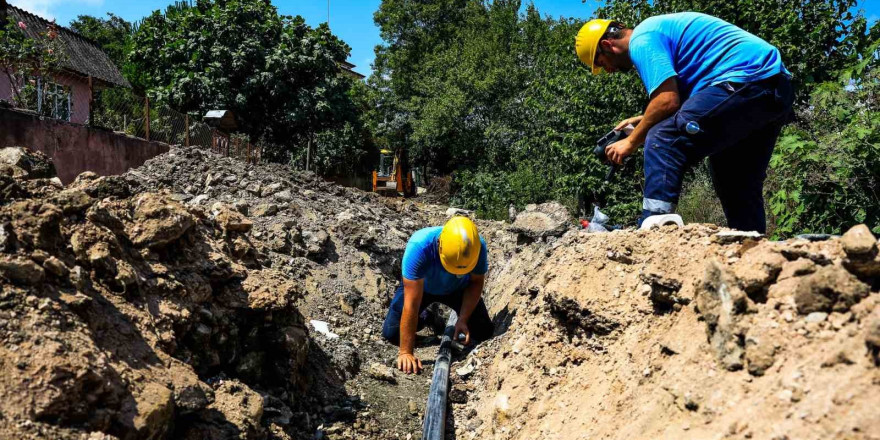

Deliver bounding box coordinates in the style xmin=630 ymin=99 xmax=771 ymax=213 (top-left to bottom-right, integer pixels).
xmin=451 ymin=223 xmax=880 ymax=440
xmin=123 ymin=147 xmax=459 ymax=439
xmin=1 ymin=146 xmax=877 ymax=440
xmin=0 ymin=147 xmax=460 ymax=439
xmin=0 ymin=150 xmax=308 ymax=439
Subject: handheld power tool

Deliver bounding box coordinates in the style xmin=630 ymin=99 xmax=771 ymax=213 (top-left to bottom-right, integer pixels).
xmin=593 ymin=123 xmax=634 ymax=182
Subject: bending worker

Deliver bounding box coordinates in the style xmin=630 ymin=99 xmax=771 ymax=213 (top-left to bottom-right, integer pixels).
xmin=576 ymin=12 xmax=794 ymax=233
xmin=381 ymin=216 xmax=494 ymax=374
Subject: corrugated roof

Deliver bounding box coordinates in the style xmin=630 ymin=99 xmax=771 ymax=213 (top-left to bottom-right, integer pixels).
xmin=6 ymin=5 xmax=130 ymax=88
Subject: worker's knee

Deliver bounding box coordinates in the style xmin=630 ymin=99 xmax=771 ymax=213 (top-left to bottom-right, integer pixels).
xmin=381 ymin=309 xmax=402 ymax=345
xmin=381 ymin=326 xmax=401 ymax=346
xmin=381 ymin=288 xmax=406 ymax=345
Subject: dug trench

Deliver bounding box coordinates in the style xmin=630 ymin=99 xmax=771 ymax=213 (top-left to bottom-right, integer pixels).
xmin=0 ymin=146 xmax=877 ymax=440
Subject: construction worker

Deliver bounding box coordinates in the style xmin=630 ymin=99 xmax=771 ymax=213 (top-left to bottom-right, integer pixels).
xmin=381 ymin=216 xmax=493 ymax=374
xmin=575 ymin=12 xmax=794 ymax=233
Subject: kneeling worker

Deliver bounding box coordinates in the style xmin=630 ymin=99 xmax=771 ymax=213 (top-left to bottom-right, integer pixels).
xmin=382 ymin=216 xmax=494 ymax=374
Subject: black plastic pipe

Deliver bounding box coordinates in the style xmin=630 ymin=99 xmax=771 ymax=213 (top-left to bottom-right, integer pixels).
xmin=422 ymin=311 xmax=458 ymax=440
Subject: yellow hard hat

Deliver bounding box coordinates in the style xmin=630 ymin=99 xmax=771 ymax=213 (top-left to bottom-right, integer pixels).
xmin=438 ymin=216 xmax=481 ymax=275
xmin=575 ymin=19 xmax=612 ymax=75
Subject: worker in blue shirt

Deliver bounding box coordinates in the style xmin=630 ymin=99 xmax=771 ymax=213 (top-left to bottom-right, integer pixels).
xmin=575 ymin=12 xmax=794 ymax=233
xmin=381 ymin=216 xmax=494 ymax=374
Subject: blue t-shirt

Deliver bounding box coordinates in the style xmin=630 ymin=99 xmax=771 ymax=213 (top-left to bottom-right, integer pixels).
xmin=629 ymin=12 xmax=790 ymax=99
xmin=401 ymin=226 xmax=489 ymax=296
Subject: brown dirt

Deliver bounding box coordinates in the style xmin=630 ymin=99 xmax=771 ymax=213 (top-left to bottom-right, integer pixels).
xmin=452 ymin=224 xmax=880 ymax=440
xmin=0 ymin=147 xmax=878 ymax=440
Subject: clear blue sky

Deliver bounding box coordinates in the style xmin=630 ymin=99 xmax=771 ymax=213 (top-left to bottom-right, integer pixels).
xmin=9 ymin=0 xmax=880 ymax=77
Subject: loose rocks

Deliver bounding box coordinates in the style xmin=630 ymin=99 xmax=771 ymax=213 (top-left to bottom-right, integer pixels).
xmin=794 ymin=265 xmax=870 ymax=314
xmin=696 ymin=261 xmax=753 ymax=370
xmin=639 ymin=269 xmax=687 ymax=310
xmin=841 ymin=224 xmax=878 ymax=257
xmin=510 ymin=202 xmax=573 ymax=239
xmin=367 ymin=362 xmax=397 ymax=384
xmin=841 ymin=224 xmax=880 ymax=279
xmin=0 ymin=147 xmax=56 ymax=179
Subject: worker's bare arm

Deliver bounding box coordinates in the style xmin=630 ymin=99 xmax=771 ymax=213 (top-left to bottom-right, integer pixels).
xmin=629 ymin=77 xmax=681 ymax=146
xmin=398 ymin=277 xmax=424 ymax=374
xmin=606 ymin=77 xmax=681 ymax=164
xmin=454 ymin=274 xmax=485 ymax=345
xmin=615 ymin=115 xmax=644 ymax=130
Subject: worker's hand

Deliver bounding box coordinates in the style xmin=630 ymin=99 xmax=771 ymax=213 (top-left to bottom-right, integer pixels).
xmin=615 ymin=115 xmax=643 ymax=131
xmin=397 ymin=352 xmax=423 ymax=374
xmin=453 ymin=319 xmax=471 ymax=345
xmin=605 ymin=138 xmax=637 ymax=165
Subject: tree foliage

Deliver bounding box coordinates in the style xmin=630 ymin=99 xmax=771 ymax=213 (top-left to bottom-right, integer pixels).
xmin=767 ymin=60 xmax=880 ymax=237
xmin=68 ymin=13 xmax=132 ymax=67
xmin=124 ymin=0 xmax=371 ymax=174
xmin=370 ymin=0 xmax=879 ymax=232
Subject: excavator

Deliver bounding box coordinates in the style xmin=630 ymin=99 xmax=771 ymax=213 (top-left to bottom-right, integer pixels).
xmin=371 ymin=148 xmax=415 ymax=196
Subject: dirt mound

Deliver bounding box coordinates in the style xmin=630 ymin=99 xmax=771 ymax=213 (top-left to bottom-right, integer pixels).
xmin=0 ymin=147 xmax=455 ymax=439
xmin=451 ymin=224 xmax=880 ymax=439
xmin=124 ymin=147 xmax=456 ymax=438
xmin=0 ymin=160 xmax=309 ymax=438
xmin=1 ymin=146 xmax=877 ymax=440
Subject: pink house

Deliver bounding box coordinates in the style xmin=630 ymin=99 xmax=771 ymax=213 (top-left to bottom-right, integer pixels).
xmin=0 ymin=0 xmax=129 ymax=124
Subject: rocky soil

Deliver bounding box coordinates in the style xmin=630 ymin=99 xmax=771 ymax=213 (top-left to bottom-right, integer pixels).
xmin=449 ymin=223 xmax=880 ymax=440
xmin=0 ymin=146 xmax=877 ymax=440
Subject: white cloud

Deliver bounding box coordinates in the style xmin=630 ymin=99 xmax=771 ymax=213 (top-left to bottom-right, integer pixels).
xmin=9 ymin=0 xmax=104 ymax=21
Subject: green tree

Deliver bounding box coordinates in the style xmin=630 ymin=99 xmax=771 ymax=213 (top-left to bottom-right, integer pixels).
xmin=127 ymin=0 xmax=370 ymax=174
xmin=69 ymin=13 xmax=132 ymax=67
xmin=370 ymin=0 xmax=879 ymax=229
xmin=767 ymin=57 xmax=880 ymax=237
xmin=370 ymin=0 xmax=646 ymax=218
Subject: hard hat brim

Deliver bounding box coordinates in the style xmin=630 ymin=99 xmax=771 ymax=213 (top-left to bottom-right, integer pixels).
xmin=575 ymin=19 xmax=613 ymax=75
xmin=441 ymin=252 xmax=480 ymax=275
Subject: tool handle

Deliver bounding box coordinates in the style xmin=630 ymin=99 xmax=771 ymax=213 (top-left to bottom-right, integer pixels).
xmin=604 ymin=166 xmax=616 ymax=182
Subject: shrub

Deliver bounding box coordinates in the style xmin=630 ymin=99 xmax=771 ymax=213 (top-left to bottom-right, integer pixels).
xmin=766 ymin=66 xmax=880 ymax=238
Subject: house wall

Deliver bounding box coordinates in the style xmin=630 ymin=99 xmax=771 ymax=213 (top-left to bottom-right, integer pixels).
xmin=0 ymin=72 xmax=91 ymax=124
xmin=0 ymin=107 xmax=169 ymax=184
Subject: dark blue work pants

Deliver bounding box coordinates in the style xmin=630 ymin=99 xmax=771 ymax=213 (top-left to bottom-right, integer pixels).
xmin=381 ymin=285 xmax=494 ymax=345
xmin=641 ymin=74 xmax=794 ymax=233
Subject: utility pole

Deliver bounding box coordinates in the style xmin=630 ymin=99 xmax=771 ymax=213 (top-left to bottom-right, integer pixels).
xmin=327 ymin=0 xmax=330 ymax=27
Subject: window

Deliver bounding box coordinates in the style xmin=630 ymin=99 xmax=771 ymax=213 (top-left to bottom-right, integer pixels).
xmin=15 ymin=76 xmax=73 ymax=121
xmin=39 ymin=79 xmax=73 ymax=122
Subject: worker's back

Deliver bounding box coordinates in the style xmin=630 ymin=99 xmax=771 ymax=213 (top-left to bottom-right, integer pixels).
xmin=629 ymin=12 xmax=790 ymax=98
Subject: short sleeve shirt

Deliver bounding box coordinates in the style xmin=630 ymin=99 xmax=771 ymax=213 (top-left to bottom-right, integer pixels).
xmin=401 ymin=226 xmax=489 ymax=296
xmin=629 ymin=12 xmax=790 ymax=99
